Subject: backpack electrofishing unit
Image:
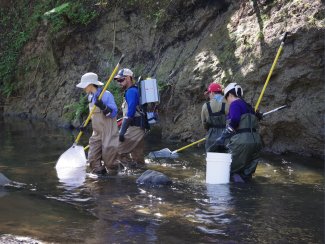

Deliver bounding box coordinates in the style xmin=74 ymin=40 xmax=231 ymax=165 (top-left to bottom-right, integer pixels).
xmin=136 ymin=77 xmax=160 ymax=132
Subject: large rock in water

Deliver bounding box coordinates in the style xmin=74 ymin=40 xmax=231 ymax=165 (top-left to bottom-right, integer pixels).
xmin=136 ymin=170 xmax=172 ymax=186
xmin=0 ymin=173 xmax=11 ymax=186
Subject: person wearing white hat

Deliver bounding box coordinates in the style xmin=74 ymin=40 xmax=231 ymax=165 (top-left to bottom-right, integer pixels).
xmin=76 ymin=72 xmax=120 ymax=176
xmin=114 ymin=68 xmax=146 ymax=169
xmin=213 ymin=82 xmax=262 ymax=182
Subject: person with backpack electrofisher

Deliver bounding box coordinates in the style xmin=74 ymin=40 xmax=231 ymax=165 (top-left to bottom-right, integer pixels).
xmin=114 ymin=68 xmax=146 ymax=169
xmin=76 ymin=72 xmax=120 ymax=176
xmin=214 ymin=82 xmax=263 ymax=182
xmin=201 ymin=82 xmax=229 ymax=152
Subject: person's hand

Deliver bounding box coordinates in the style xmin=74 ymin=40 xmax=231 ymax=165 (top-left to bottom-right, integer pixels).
xmin=215 ymin=126 xmax=235 ymax=145
xmin=255 ymin=110 xmax=263 ymax=121
xmin=78 ymin=121 xmax=87 ymax=132
xmin=118 ymin=118 xmax=132 ymax=142
xmin=119 ymin=134 xmax=125 ymax=142
xmin=95 ymin=99 xmax=106 ymax=110
xmin=79 ymin=125 xmax=86 ymax=132
xmin=95 ymin=99 xmax=112 ymax=116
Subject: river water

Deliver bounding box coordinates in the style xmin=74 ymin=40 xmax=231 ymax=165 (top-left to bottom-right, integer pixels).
xmin=0 ymin=116 xmax=323 ymax=243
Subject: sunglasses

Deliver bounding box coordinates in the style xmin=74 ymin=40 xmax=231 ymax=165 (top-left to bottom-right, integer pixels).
xmin=117 ymin=77 xmax=126 ymax=83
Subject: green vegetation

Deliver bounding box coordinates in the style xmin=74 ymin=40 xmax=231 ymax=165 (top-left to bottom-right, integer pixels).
xmin=131 ymin=64 xmax=146 ymax=80
xmin=0 ymin=1 xmax=38 ymax=97
xmin=2 ymin=82 xmax=15 ymax=98
xmin=63 ymin=94 xmax=88 ymax=122
xmin=260 ymin=13 xmax=269 ymax=22
xmin=125 ymin=0 xmax=171 ymax=23
xmin=0 ymin=0 xmax=99 ymax=98
xmin=44 ymin=1 xmax=99 ymax=33
xmin=109 ymin=81 xmax=124 ymax=109
xmin=0 ymin=0 xmax=173 ymax=100
xmin=256 ymin=31 xmax=264 ymax=41
xmin=157 ymin=79 xmax=168 ymax=91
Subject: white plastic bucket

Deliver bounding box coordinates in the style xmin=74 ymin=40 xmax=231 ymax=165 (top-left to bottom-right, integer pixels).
xmin=206 ymin=152 xmax=232 ymax=184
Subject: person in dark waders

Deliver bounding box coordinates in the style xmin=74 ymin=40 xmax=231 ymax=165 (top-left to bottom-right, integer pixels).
xmin=76 ymin=72 xmax=120 ymax=176
xmin=213 ymin=82 xmax=263 ymax=183
xmin=201 ymin=82 xmax=229 ymax=152
xmin=114 ymin=68 xmax=146 ymax=169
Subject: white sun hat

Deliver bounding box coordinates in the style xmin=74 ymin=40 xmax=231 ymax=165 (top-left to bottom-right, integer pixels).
xmin=76 ymin=72 xmax=104 ymax=89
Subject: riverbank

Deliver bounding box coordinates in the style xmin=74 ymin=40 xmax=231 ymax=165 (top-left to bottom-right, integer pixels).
xmin=1 ymin=1 xmax=324 ymax=158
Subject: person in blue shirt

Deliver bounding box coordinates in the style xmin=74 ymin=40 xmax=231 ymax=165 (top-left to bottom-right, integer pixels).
xmin=76 ymin=72 xmax=120 ymax=176
xmin=114 ymin=68 xmax=146 ymax=169
xmin=215 ymin=82 xmax=263 ymax=182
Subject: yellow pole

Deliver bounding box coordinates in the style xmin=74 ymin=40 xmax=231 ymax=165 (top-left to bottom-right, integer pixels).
xmin=255 ymin=32 xmax=288 ymax=111
xmin=172 ymin=138 xmax=206 ymax=154
xmin=172 ymin=33 xmax=288 ymax=155
xmin=74 ymin=55 xmax=124 ymax=144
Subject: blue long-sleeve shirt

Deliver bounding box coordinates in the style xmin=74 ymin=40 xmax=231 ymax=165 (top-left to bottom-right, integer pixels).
xmin=93 ymin=88 xmax=118 ymax=118
xmin=125 ymin=86 xmax=139 ymax=118
xmin=228 ymin=99 xmax=254 ymax=129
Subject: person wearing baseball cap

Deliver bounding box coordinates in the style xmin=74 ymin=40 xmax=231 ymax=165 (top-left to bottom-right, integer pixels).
xmin=201 ymin=82 xmax=229 ymax=152
xmin=76 ymin=72 xmax=120 ymax=176
xmin=114 ymin=68 xmax=146 ymax=169
xmin=212 ymin=82 xmax=262 ymax=183
xmin=204 ymin=82 xmax=224 ymax=102
xmin=114 ymin=68 xmax=133 ymax=80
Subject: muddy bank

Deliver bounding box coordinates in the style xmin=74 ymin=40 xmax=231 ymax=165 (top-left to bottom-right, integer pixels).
xmin=1 ymin=0 xmax=324 ymax=158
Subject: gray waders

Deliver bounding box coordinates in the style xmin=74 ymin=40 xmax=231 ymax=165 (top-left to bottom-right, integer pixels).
xmin=201 ymin=100 xmax=227 ymax=152
xmin=227 ymin=113 xmax=262 ymax=178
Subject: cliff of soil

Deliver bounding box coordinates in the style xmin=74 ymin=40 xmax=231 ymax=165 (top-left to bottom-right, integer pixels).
xmin=0 ymin=0 xmax=324 ymax=158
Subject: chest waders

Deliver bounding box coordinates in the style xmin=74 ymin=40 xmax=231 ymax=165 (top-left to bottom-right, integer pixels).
xmin=205 ymin=102 xmax=227 ymax=151
xmin=87 ymin=99 xmax=119 ymax=173
xmin=228 ymin=113 xmax=262 ymax=178
xmin=118 ymin=87 xmax=145 ymax=164
xmin=56 ymin=55 xmax=124 ymax=170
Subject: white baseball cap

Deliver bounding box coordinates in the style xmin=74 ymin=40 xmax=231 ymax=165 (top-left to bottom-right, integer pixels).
xmin=224 ymin=82 xmax=243 ymax=97
xmin=76 ymin=72 xmax=104 ymax=89
xmin=114 ymin=68 xmax=133 ymax=80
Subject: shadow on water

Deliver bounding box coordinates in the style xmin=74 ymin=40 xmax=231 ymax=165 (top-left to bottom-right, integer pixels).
xmin=0 ymin=117 xmax=323 ymax=243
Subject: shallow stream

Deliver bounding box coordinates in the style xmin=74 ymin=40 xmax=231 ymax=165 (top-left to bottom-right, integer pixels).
xmin=0 ymin=117 xmax=323 ymax=243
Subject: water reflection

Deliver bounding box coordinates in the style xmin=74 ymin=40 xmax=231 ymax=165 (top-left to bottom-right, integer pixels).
xmin=194 ymin=184 xmax=233 ymax=237
xmin=0 ymin=191 xmax=96 ymax=243
xmin=206 ymin=184 xmax=232 ymax=204
xmin=0 ymin=117 xmax=323 ymax=243
xmin=0 ymin=189 xmax=8 ymax=198
xmin=55 ymin=165 xmax=87 ymax=190
xmin=55 ymin=144 xmax=87 ymax=189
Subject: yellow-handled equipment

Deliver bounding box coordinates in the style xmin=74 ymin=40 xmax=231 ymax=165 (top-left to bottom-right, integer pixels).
xmin=56 ymin=55 xmax=124 ymax=168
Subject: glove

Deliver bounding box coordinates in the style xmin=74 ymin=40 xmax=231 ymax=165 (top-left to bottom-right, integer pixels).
xmin=119 ymin=134 xmax=125 ymax=142
xmin=78 ymin=121 xmax=87 ymax=132
xmin=207 ymin=143 xmax=227 ymax=153
xmin=215 ymin=126 xmax=235 ymax=145
xmin=95 ymin=99 xmax=112 ymax=116
xmin=119 ymin=117 xmax=132 ymax=142
xmin=255 ymin=110 xmax=263 ymax=121
xmin=204 ymin=122 xmax=211 ymax=131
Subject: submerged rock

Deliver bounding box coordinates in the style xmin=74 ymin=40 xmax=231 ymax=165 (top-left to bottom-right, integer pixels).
xmin=136 ymin=170 xmax=172 ymax=186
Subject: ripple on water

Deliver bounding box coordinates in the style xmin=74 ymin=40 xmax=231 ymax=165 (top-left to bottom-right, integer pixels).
xmin=0 ymin=118 xmax=324 ymax=243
